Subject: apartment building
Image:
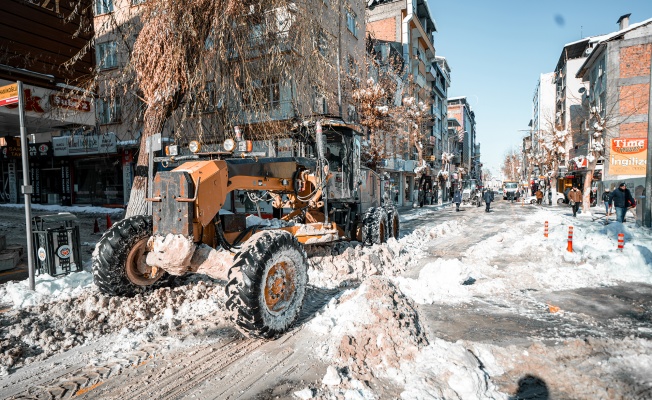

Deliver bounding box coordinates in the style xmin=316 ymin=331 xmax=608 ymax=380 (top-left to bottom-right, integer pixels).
xmin=366 ymin=0 xmax=439 ymax=205
xmin=447 ymin=97 xmax=478 ymax=180
xmin=576 ymin=14 xmax=652 ymax=200
xmin=0 ymin=0 xmax=96 ymax=206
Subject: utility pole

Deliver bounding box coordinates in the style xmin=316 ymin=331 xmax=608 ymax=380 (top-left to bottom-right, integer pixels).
xmin=644 ymin=46 xmax=652 ymax=228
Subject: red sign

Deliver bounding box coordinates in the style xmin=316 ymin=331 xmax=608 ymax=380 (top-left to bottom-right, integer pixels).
xmin=50 ymin=94 xmax=91 ymax=112
xmin=5 ymin=89 xmax=44 ymax=112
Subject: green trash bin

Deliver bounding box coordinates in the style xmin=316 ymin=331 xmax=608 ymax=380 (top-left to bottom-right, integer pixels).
xmin=31 ymin=213 xmax=82 ymax=276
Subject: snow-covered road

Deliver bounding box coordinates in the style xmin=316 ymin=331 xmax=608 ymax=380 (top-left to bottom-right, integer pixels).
xmin=0 ymin=200 xmax=651 ymax=399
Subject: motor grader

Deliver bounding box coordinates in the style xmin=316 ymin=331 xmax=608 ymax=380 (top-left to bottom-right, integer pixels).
xmin=92 ymin=120 xmax=399 ymax=338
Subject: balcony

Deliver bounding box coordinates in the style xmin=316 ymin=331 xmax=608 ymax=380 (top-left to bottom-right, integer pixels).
xmin=426 ymin=65 xmax=435 ymax=82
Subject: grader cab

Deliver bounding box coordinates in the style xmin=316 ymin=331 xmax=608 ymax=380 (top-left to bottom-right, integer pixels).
xmin=92 ymin=121 xmax=400 ymax=338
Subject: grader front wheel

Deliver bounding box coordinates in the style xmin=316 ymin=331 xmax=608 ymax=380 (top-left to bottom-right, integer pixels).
xmin=225 ymin=230 xmax=308 ymax=339
xmin=92 ymin=215 xmax=170 ymax=297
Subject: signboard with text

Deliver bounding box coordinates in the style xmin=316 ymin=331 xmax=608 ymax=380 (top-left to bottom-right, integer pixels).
xmin=53 ymin=133 xmax=118 ymax=156
xmin=0 ymin=83 xmax=19 ymax=106
xmin=609 ymin=138 xmax=647 ymax=176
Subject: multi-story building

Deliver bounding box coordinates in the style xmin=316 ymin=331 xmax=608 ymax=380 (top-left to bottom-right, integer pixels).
xmin=576 ymin=14 xmax=652 ymax=202
xmin=552 ymin=35 xmax=602 ymax=192
xmin=0 ymin=0 xmax=96 ymax=206
xmin=447 ymin=96 xmax=478 ymax=180
xmin=366 ymin=0 xmax=438 ymax=205
xmin=431 ymin=56 xmax=451 ymax=171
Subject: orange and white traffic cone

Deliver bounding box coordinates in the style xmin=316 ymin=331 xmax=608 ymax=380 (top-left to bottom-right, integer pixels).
xmin=93 ymin=218 xmax=100 ymax=234
xmin=544 ymin=221 xmax=548 ymax=238
xmin=617 ymin=233 xmax=624 ymax=251
xmin=567 ymin=226 xmax=573 ymax=252
xmin=106 ymin=214 xmax=113 ymax=229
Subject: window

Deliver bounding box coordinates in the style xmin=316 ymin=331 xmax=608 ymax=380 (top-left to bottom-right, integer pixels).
xmin=94 ymin=0 xmax=113 ymax=15
xmin=346 ymin=10 xmax=357 ymax=37
xmin=131 ymin=0 xmax=147 ymax=5
xmin=97 ymin=97 xmax=122 ymax=124
xmin=96 ymin=41 xmax=118 ymax=69
xmin=318 ymin=30 xmax=328 ymax=57
xmin=243 ymin=77 xmax=280 ymax=110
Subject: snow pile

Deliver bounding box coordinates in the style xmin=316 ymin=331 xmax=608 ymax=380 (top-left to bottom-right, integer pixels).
xmin=245 ymin=215 xmax=291 ymax=228
xmin=393 ymin=258 xmax=477 ymax=304
xmin=0 ymin=280 xmax=227 ymax=374
xmin=0 ymin=272 xmax=94 ymax=309
xmin=309 ymin=277 xmax=428 ymax=381
xmin=399 ymin=340 xmax=507 ymax=400
xmin=306 ymin=239 xmax=409 ymax=288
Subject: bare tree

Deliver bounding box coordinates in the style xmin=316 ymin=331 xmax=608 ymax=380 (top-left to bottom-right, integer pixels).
xmin=501 ymin=148 xmax=522 ymax=182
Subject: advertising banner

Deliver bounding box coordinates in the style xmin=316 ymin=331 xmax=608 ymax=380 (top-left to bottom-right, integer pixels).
xmin=609 ymin=138 xmax=647 ymax=176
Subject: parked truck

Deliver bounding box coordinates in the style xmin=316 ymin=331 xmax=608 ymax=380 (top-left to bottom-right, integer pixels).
xmin=91 ymin=121 xmax=399 ymax=338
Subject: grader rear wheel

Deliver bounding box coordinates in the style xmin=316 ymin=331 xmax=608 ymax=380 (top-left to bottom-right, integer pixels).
xmin=225 ymin=230 xmax=308 ymax=339
xmin=387 ymin=207 xmax=400 ymax=240
xmin=362 ymin=207 xmax=388 ymax=245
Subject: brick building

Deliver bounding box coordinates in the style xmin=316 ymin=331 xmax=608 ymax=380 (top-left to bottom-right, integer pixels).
xmin=366 ymin=0 xmax=441 ymax=205
xmin=576 ymin=14 xmax=652 ymax=210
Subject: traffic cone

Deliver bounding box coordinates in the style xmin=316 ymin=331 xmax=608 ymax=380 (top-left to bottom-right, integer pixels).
xmin=567 ymin=226 xmax=573 ymax=252
xmin=106 ymin=214 xmax=113 ymax=229
xmin=93 ymin=218 xmax=100 ymax=234
xmin=544 ymin=221 xmax=548 ymax=238
xmin=617 ymin=233 xmax=624 ymax=251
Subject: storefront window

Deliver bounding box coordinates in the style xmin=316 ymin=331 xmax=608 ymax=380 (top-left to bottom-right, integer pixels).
xmin=73 ymin=158 xmax=123 ymax=206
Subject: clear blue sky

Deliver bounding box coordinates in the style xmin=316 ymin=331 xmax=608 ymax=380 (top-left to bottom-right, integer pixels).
xmin=430 ymin=0 xmax=652 ymax=178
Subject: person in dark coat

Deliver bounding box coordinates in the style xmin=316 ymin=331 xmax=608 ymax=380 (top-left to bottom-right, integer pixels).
xmin=453 ymin=189 xmax=462 ymax=212
xmin=482 ymin=189 xmax=494 ymax=212
xmin=601 ymin=188 xmax=611 ymax=216
xmin=608 ymin=182 xmax=636 ymax=223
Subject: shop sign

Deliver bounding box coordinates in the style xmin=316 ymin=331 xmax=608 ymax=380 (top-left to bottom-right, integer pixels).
xmin=53 ymin=133 xmax=117 ymax=156
xmin=28 ymin=142 xmax=53 ymax=158
xmin=61 ymin=160 xmax=71 ymax=205
xmin=50 ymin=94 xmax=91 ymax=112
xmin=0 ymin=83 xmax=18 ymax=106
xmin=610 ymin=138 xmax=646 ymax=176
xmin=1 ymin=136 xmax=22 ymax=159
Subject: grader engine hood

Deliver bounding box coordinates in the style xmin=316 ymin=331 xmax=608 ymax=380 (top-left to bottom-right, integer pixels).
xmin=150 ymin=160 xmax=229 ymax=237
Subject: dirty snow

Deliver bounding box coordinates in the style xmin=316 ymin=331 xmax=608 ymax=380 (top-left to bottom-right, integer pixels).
xmin=1 ymin=205 xmax=651 ymax=397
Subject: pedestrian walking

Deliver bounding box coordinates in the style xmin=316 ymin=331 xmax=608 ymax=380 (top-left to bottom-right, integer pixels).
xmin=453 ymin=189 xmax=462 ymax=212
xmin=568 ymin=185 xmax=582 ymax=217
xmin=608 ymin=182 xmax=636 ymax=223
xmin=602 ymin=188 xmax=612 ymax=216
xmin=483 ymin=189 xmax=494 ymax=212
xmin=535 ymin=189 xmax=543 ymax=205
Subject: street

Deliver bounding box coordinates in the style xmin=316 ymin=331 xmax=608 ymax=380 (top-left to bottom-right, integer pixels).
xmin=0 ymin=199 xmax=651 ymax=399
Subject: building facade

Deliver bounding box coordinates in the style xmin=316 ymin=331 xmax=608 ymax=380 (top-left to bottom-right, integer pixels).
xmin=366 ymin=0 xmax=440 ymax=206
xmin=0 ymin=0 xmax=101 ymax=206
xmin=576 ymin=14 xmax=652 ymax=210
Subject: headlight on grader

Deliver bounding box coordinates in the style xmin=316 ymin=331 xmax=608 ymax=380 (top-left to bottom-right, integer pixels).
xmin=165 ymin=145 xmax=179 ymax=156
xmin=189 ymin=141 xmax=201 ymax=153
xmin=223 ymin=139 xmax=235 ymax=152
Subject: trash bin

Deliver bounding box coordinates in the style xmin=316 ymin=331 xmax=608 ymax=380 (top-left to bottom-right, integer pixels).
xmin=31 ymin=212 xmax=82 ymax=276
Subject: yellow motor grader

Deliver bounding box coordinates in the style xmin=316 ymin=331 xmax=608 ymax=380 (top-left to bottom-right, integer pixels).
xmin=92 ymin=121 xmax=399 ymax=338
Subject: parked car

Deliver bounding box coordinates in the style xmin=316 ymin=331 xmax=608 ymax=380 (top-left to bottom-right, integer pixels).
xmin=525 ymin=191 xmax=565 ymax=204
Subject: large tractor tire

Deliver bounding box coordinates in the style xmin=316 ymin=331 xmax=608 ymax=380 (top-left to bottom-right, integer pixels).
xmin=225 ymin=230 xmax=308 ymax=339
xmin=92 ymin=215 xmax=171 ymax=297
xmin=387 ymin=207 xmax=400 ymax=240
xmin=362 ymin=207 xmax=388 ymax=245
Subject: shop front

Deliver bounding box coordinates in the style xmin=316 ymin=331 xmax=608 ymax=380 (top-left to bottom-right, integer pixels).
xmin=53 ymin=133 xmax=125 ymax=206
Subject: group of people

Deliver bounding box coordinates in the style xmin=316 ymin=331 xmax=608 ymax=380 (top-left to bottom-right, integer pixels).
xmin=452 ymin=188 xmax=495 ymax=212
xmin=449 ymin=182 xmax=636 ymax=223
xmin=568 ymin=183 xmax=635 ymax=223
